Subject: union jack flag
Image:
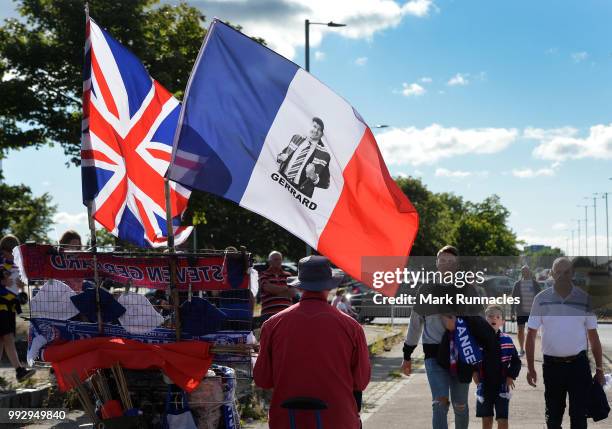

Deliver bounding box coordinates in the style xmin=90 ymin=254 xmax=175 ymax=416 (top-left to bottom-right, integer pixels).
xmin=81 ymin=18 xmax=192 ymax=248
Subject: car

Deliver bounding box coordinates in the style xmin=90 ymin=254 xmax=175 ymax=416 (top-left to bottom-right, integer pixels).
xmin=252 ymin=262 xmax=298 ymax=276
xmin=345 ymin=280 xmax=414 ymax=323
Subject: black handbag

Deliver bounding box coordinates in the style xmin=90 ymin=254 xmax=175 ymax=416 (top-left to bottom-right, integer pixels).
xmin=587 ymin=376 xmax=610 ymax=422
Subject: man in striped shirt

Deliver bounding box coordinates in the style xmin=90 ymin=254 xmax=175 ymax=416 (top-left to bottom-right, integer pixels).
xmin=259 ymin=251 xmax=296 ymax=322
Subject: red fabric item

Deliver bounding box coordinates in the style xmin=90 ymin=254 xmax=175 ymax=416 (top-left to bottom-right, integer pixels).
xmin=101 ymin=400 xmax=123 ymax=418
xmin=43 ymin=337 xmax=212 ymax=392
xmin=317 ymin=128 xmax=419 ymax=298
xmin=253 ymin=292 xmax=371 ymax=429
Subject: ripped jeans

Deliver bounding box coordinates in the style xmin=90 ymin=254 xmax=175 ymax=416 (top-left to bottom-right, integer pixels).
xmin=424 ymin=358 xmax=470 ymax=429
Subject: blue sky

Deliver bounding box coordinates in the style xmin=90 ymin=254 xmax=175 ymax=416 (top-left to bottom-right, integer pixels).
xmin=2 ymin=0 xmax=611 ymax=256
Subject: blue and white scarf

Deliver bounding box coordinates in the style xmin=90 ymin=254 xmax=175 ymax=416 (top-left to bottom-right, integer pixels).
xmin=450 ymin=317 xmax=483 ymax=375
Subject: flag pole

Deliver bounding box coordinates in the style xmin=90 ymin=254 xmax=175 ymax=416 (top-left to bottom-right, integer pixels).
xmin=164 ymin=178 xmax=181 ymax=341
xmin=86 ymin=202 xmax=103 ymax=335
xmin=83 ymin=2 xmax=102 ymax=336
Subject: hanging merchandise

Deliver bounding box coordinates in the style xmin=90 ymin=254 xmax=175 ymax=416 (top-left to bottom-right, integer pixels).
xmin=118 ymin=292 xmax=164 ymax=334
xmin=29 ymin=279 xmax=79 ymax=320
xmin=163 ymin=385 xmax=198 ymax=429
xmin=70 ymin=287 xmax=126 ymax=323
xmin=180 ymin=297 xmax=228 ymax=336
xmin=15 ymin=244 xmax=249 ymax=291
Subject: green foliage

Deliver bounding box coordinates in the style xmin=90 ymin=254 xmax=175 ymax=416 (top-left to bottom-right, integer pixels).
xmin=0 ymin=0 xmax=206 ymax=164
xmin=93 ymin=228 xmax=116 ymax=247
xmin=455 ymin=196 xmax=520 ymax=256
xmin=395 ymin=177 xmax=519 ymax=256
xmin=395 ymin=176 xmax=455 ymax=255
xmin=522 ymin=246 xmax=565 ymax=269
xmin=0 ymin=182 xmax=56 ymax=242
xmin=184 ymin=191 xmax=305 ymax=261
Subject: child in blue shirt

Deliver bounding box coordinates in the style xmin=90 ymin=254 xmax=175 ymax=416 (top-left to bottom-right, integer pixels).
xmin=475 ymin=305 xmax=521 ymax=429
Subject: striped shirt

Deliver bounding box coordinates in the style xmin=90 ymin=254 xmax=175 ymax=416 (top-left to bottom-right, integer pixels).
xmin=527 ymin=285 xmax=597 ymax=356
xmin=259 ymin=268 xmax=293 ymax=316
xmin=499 ymin=332 xmax=516 ymax=368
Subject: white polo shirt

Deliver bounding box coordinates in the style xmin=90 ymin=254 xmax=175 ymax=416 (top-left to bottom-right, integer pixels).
xmin=527 ymin=285 xmax=597 ymax=357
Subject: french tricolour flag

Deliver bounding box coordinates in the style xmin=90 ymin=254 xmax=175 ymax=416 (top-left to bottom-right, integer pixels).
xmin=167 ymin=20 xmax=419 ymax=294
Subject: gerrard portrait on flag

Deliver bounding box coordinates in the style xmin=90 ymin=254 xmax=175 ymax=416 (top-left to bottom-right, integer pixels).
xmin=167 ymin=20 xmax=419 ymax=296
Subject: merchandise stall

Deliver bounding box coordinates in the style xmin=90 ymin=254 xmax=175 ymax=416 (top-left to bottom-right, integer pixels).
xmin=15 ymin=243 xmax=257 ymax=428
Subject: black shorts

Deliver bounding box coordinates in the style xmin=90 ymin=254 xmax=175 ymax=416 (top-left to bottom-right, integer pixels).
xmin=0 ymin=312 xmax=16 ymax=336
xmin=517 ymin=315 xmax=529 ymax=326
xmin=476 ymin=395 xmax=509 ymax=420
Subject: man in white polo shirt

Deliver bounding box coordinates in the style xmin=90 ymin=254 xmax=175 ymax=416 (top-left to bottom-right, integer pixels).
xmin=525 ymin=257 xmax=605 ymax=429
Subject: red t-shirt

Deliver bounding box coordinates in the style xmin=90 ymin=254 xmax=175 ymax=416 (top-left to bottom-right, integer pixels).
xmin=258 ymin=267 xmax=293 ymax=316
xmin=254 ymin=292 xmax=371 ymax=429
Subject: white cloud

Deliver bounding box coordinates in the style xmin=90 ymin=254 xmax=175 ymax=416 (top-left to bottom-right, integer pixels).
xmin=185 ymin=0 xmax=436 ymax=59
xmin=511 ymin=166 xmax=556 ymax=178
xmin=571 ymin=51 xmax=589 ymax=63
xmin=527 ymin=124 xmax=612 ymax=161
xmin=552 ymin=222 xmax=567 ymax=231
xmin=447 ymin=73 xmax=469 ymax=86
xmin=523 ymin=127 xmax=579 ymax=141
xmin=355 ymin=56 xmax=368 ymax=66
xmin=400 ymin=82 xmax=426 ymax=97
xmin=376 ymin=124 xmax=519 ymax=165
xmin=420 ymin=76 xmax=432 ymax=83
xmin=545 ymin=47 xmax=558 ymax=55
xmin=42 ymin=181 xmax=51 ymax=187
xmin=314 ymin=50 xmax=325 ymax=61
xmin=434 ymin=168 xmax=488 ymax=179
xmin=53 ymin=212 xmax=88 ymax=227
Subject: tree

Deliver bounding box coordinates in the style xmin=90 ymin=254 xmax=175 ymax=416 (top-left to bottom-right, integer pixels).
xmin=0 ymin=182 xmax=56 ymax=242
xmin=395 ymin=176 xmax=455 ymax=255
xmin=184 ymin=191 xmax=305 ymax=261
xmin=395 ymin=177 xmax=520 ymax=257
xmin=455 ymin=196 xmax=520 ymax=256
xmin=0 ymin=0 xmax=206 ymax=164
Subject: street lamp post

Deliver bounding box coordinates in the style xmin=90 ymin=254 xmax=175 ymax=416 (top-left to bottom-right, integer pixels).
xmin=304 ymin=19 xmax=346 ymax=73
xmin=599 ymin=188 xmax=611 ymax=262
xmin=606 ymin=192 xmax=610 ymax=262
xmin=578 ymin=204 xmax=588 ymax=255
xmin=572 ymin=218 xmax=581 ymax=256
xmin=303 ymin=19 xmax=346 ymax=256
xmin=590 ymin=195 xmax=598 ymax=259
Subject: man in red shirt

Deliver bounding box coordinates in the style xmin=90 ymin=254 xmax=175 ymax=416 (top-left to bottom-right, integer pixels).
xmin=254 ymin=256 xmax=371 ymax=429
xmin=258 ymin=251 xmax=295 ymax=322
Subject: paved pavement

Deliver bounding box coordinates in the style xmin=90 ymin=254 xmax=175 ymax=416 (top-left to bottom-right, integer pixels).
xmin=6 ymin=322 xmax=611 ymax=428
xmin=363 ymin=331 xmax=612 ymax=429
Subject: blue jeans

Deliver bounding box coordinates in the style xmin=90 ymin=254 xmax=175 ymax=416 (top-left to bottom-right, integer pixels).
xmin=424 ymin=358 xmax=470 ymax=429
